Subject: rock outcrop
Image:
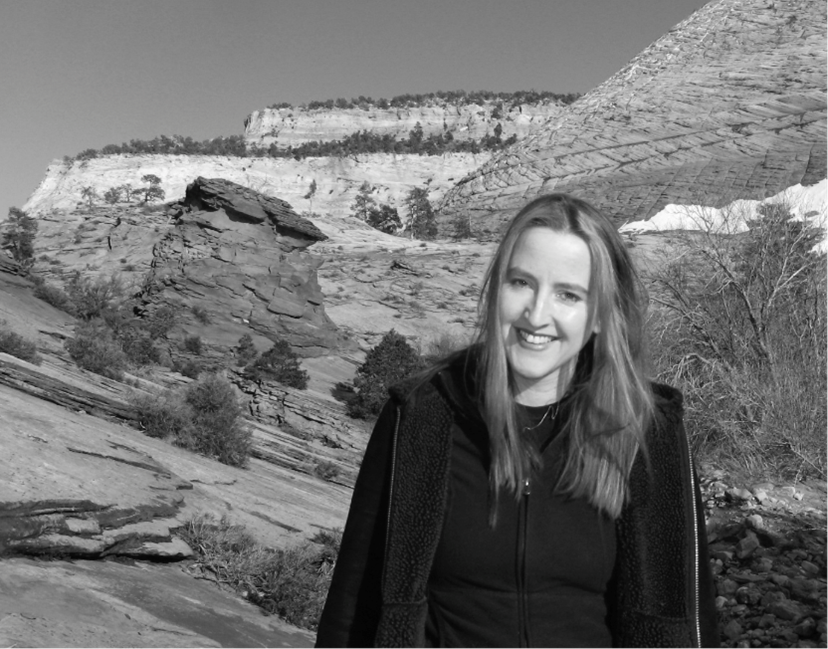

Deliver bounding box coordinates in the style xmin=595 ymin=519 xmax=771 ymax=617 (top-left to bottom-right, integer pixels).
xmin=243 ymin=98 xmax=566 ymax=148
xmin=439 ymin=0 xmax=827 ymax=232
xmin=22 ymin=151 xmax=489 ymax=224
xmin=143 ymin=177 xmax=343 ymax=355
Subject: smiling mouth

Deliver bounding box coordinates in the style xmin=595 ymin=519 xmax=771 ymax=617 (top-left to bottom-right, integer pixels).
xmin=517 ymin=329 xmax=558 ymax=345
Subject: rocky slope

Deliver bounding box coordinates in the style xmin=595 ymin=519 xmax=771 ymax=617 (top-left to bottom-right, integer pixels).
xmin=23 ymin=151 xmax=488 ymax=224
xmin=243 ymin=97 xmax=566 ymax=148
xmin=439 ymin=0 xmax=827 ymax=232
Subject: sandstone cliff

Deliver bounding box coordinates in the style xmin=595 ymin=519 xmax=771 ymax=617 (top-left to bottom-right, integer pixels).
xmin=243 ymin=98 xmax=566 ymax=148
xmin=439 ymin=0 xmax=827 ymax=232
xmin=23 ymin=152 xmax=488 ymax=224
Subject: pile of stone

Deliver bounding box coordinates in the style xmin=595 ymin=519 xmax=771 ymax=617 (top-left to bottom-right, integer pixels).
xmin=700 ymin=469 xmax=827 ymax=647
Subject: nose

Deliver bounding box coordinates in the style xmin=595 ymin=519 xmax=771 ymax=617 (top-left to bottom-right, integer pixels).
xmin=524 ymin=291 xmax=553 ymax=328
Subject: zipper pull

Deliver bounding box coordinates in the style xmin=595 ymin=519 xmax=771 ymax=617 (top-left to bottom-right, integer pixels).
xmin=523 ymin=478 xmax=531 ymax=496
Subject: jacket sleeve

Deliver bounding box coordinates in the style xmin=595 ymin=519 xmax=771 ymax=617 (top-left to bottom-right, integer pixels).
xmin=315 ymin=399 xmax=397 ymax=647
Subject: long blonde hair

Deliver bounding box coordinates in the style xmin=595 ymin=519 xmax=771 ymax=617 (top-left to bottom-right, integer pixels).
xmin=476 ymin=193 xmax=653 ymax=519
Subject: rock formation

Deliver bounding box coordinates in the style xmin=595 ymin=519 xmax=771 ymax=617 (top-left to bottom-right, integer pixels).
xmin=243 ymin=97 xmax=566 ymax=148
xmin=439 ymin=0 xmax=827 ymax=232
xmin=22 ymin=98 xmax=564 ymax=224
xmin=143 ymin=177 xmax=344 ymax=356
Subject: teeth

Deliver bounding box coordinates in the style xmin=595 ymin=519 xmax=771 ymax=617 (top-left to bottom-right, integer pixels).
xmin=519 ymin=330 xmax=556 ymax=344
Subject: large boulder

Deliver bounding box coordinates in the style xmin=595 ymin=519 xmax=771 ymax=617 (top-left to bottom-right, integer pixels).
xmin=439 ymin=0 xmax=827 ymax=231
xmin=142 ymin=177 xmax=348 ymax=356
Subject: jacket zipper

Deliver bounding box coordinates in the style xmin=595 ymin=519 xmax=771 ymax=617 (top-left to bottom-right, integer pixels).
xmin=517 ymin=477 xmax=531 ymax=648
xmin=383 ymin=406 xmax=402 ymax=573
xmin=685 ymin=435 xmax=701 ymax=647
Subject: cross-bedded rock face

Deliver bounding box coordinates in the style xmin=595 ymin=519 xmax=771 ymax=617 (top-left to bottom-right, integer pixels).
xmin=143 ymin=177 xmax=345 ymax=356
xmin=439 ymin=0 xmax=827 ymax=232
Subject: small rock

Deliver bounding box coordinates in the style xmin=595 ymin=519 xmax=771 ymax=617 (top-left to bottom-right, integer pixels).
xmin=794 ymin=491 xmax=804 ymax=501
xmin=718 ymin=578 xmax=739 ymax=596
xmin=779 ymin=485 xmax=797 ymax=498
xmin=758 ymin=613 xmax=777 ymax=628
xmin=768 ymin=599 xmax=803 ymax=622
xmin=724 ymin=619 xmax=743 ymax=641
xmin=711 ymin=549 xmax=734 ymax=562
xmin=738 ymin=531 xmax=761 ymax=559
xmin=816 ymin=618 xmax=827 ymax=634
xmin=801 ymin=560 xmax=819 ymax=575
xmin=746 ymin=513 xmax=764 ymax=529
xmin=715 ymin=595 xmax=729 ymax=610
xmin=794 ymin=618 xmax=816 ymax=638
xmin=762 ymin=591 xmax=787 ymax=607
xmin=770 ymin=573 xmax=790 ymax=587
xmin=728 ymin=487 xmax=754 ymax=502
xmin=754 ymin=557 xmax=774 ymax=572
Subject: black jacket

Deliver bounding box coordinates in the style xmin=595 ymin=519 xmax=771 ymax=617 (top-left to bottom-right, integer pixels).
xmin=317 ymin=363 xmax=718 ymax=647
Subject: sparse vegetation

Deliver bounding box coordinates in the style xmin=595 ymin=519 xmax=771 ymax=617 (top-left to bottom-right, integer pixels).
xmin=0 ymin=321 xmax=41 ymax=365
xmin=192 ymin=305 xmax=211 ymax=324
xmin=234 ymin=334 xmax=258 ymax=367
xmin=65 ymin=319 xmax=128 ymax=380
xmin=344 ymin=329 xmax=426 ymax=419
xmin=183 ymin=335 xmax=203 ymax=355
xmin=244 ymin=338 xmax=309 ymax=390
xmin=405 ymin=185 xmax=437 ymax=240
xmin=132 ymin=373 xmax=251 ymax=467
xmin=646 ymin=200 xmax=826 ymax=481
xmin=179 ymin=514 xmax=340 ymax=630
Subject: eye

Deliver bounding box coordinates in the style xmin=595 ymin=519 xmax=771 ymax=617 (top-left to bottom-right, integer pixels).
xmin=560 ymin=291 xmax=583 ymax=303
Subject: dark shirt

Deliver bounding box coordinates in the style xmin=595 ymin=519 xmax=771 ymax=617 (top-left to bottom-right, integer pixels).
xmin=425 ymin=402 xmax=617 ymax=648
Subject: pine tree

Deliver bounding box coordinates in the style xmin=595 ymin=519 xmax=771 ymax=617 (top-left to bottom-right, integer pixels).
xmin=351 ymin=181 xmax=376 ymax=222
xmin=1 ymin=207 xmax=38 ymax=266
xmin=405 ymin=186 xmax=437 ymax=240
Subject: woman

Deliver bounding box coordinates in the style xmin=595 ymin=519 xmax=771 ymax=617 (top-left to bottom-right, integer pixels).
xmin=316 ymin=194 xmax=718 ymax=647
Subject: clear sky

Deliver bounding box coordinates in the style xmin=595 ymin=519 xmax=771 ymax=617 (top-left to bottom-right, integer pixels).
xmin=0 ymin=0 xmax=709 ymax=212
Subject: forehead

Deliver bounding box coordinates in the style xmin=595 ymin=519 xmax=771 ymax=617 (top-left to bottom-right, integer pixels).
xmin=509 ymin=227 xmax=592 ymax=278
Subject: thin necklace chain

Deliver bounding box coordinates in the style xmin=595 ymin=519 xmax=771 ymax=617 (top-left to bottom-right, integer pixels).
xmin=523 ymin=402 xmax=559 ymax=431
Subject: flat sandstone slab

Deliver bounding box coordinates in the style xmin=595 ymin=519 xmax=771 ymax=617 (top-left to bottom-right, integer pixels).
xmin=0 ymin=557 xmax=313 ymax=647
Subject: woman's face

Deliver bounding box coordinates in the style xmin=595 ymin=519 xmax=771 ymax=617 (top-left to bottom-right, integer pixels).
xmin=499 ymin=227 xmax=597 ymax=405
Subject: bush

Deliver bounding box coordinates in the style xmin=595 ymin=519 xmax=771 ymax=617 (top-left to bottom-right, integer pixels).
xmin=65 ymin=319 xmax=128 ymax=380
xmin=181 ymin=373 xmax=251 ymax=467
xmin=646 ymin=200 xmax=826 ymax=480
xmin=132 ymin=373 xmax=251 ymax=467
xmin=0 ymin=322 xmax=41 ymax=365
xmin=347 ymin=329 xmax=425 ymax=418
xmin=145 ymin=304 xmax=179 ymax=339
xmin=118 ymin=325 xmax=160 ymax=366
xmin=65 ymin=272 xmax=128 ymax=321
xmin=183 ymin=335 xmax=203 ymax=355
xmin=192 ymin=305 xmax=211 ymax=324
xmin=174 ymin=358 xmax=202 ymax=379
xmin=245 ymin=338 xmax=309 ymax=389
xmin=179 ymin=514 xmax=340 ymax=631
xmin=313 ymin=460 xmax=341 ymax=482
xmin=235 ymin=333 xmax=258 ymax=367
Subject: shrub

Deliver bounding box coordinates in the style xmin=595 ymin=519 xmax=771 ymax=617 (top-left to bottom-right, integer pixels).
xmin=245 ymin=338 xmax=309 ymax=389
xmin=235 ymin=333 xmax=258 ymax=366
xmin=646 ymin=200 xmax=826 ymax=480
xmin=132 ymin=373 xmax=250 ymax=467
xmin=65 ymin=319 xmax=128 ymax=380
xmin=65 ymin=272 xmax=128 ymax=321
xmin=347 ymin=329 xmax=425 ymax=418
xmin=179 ymin=515 xmax=339 ymax=630
xmin=145 ymin=304 xmax=179 ymax=339
xmin=183 ymin=335 xmax=203 ymax=355
xmin=131 ymin=390 xmax=195 ymax=440
xmin=192 ymin=305 xmax=211 ymax=324
xmin=313 ymin=460 xmax=341 ymax=482
xmin=33 ymin=281 xmax=75 ymax=314
xmin=118 ymin=326 xmax=160 ymax=366
xmin=422 ymin=331 xmax=469 ymax=363
xmin=181 ymin=373 xmax=251 ymax=467
xmin=0 ymin=322 xmax=41 ymax=364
